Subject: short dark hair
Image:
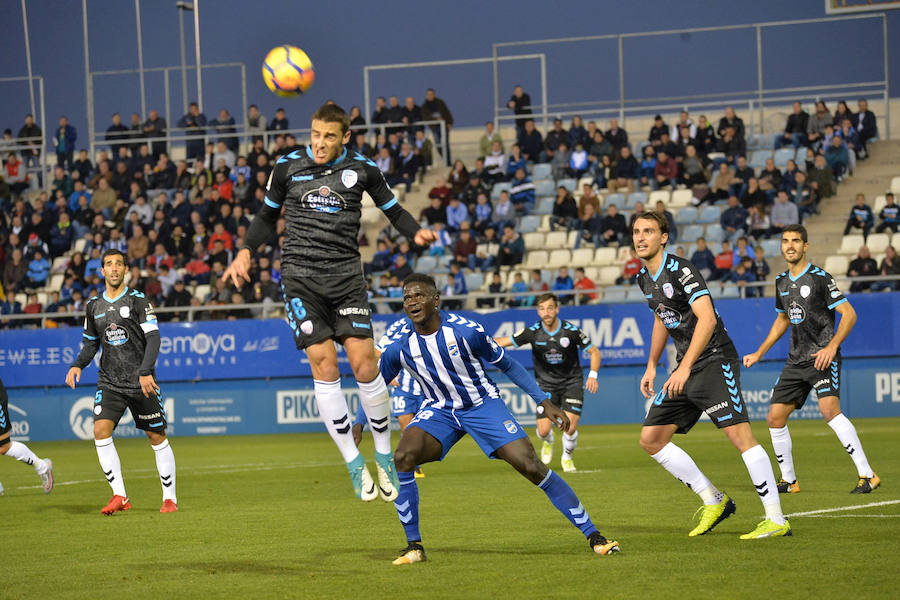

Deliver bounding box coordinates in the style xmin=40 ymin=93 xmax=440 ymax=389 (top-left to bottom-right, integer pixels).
xmin=536 ymin=293 xmax=558 ymax=306
xmin=403 ymin=273 xmax=438 ymax=293
xmin=782 ymin=224 xmax=808 ymax=242
xmin=312 ymin=103 xmax=350 ymax=134
xmin=633 ymin=210 xmax=669 ymax=236
xmin=101 ymin=248 xmax=127 ymax=267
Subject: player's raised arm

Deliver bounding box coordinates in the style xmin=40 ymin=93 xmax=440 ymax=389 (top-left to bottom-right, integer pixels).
xmin=227 ymin=168 xmax=284 ymax=286
xmin=366 ymin=161 xmax=436 ymax=247
xmin=641 ymin=314 xmax=669 ymax=399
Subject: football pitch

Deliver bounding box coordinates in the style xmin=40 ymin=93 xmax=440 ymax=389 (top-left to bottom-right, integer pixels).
xmin=3 ymin=418 xmax=898 ymax=600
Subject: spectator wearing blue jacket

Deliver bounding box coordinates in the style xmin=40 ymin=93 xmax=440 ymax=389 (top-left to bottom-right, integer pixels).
xmin=68 ymin=180 xmax=91 ymax=213
xmin=876 ymin=192 xmax=899 ymax=234
xmin=552 ymin=266 xmax=575 ymax=304
xmin=24 ymin=250 xmax=50 ymax=289
xmin=509 ymin=168 xmax=536 ymax=215
xmin=730 ymin=257 xmax=758 ymax=297
xmin=446 ymin=197 xmax=468 ymax=233
xmin=506 ymin=144 xmax=528 ymax=179
xmin=824 ymin=135 xmax=849 ymax=180
xmin=720 ymin=195 xmax=749 ymax=243
xmin=843 ymin=193 xmax=875 ymax=238
xmin=690 ymin=237 xmax=716 ymax=280
xmin=49 ymin=212 xmax=76 ymax=258
xmin=85 ymin=247 xmax=103 ymax=279
xmin=53 ymin=116 xmax=77 ymax=171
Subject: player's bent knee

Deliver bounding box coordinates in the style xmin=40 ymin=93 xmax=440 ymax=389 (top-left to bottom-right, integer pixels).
xmin=0 ymin=440 xmax=10 ymax=454
xmin=393 ymin=447 xmax=419 ymax=472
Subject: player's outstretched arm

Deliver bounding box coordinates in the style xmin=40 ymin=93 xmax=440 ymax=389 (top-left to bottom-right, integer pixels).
xmin=223 ymin=247 xmax=252 ymax=288
xmin=494 ymin=336 xmax=513 ymax=347
xmin=641 ymin=316 xmax=668 ymax=399
xmin=663 ymin=295 xmax=716 ymax=397
xmin=812 ymin=300 xmax=856 ymax=370
xmin=743 ymin=313 xmax=789 ymax=368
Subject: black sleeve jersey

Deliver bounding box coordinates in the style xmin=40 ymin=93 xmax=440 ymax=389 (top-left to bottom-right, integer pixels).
xmin=774 ymin=264 xmax=847 ymax=366
xmin=512 ymin=319 xmax=593 ymax=389
xmin=636 ymin=252 xmax=734 ymax=371
xmin=78 ymin=287 xmax=158 ymax=394
xmin=265 ymin=146 xmax=397 ymax=277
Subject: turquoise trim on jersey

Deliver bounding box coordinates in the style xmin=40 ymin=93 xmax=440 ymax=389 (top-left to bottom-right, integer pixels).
xmin=103 ymin=286 xmax=128 ymax=303
xmin=542 ymin=321 xmax=562 ymax=336
xmin=775 ymin=308 xmax=785 ymax=313
xmin=83 ymin=333 xmax=97 ymax=340
xmin=264 ymin=195 xmax=281 ymax=209
xmin=688 ymin=289 xmax=710 ymax=304
xmin=583 ymin=342 xmax=594 ymax=351
xmin=379 ymin=196 xmax=398 ymax=211
xmin=510 ymin=335 xmax=519 ymax=348
xmin=650 ymin=252 xmax=668 ymax=282
xmin=788 ymin=263 xmax=811 ymax=282
xmin=305 ymin=145 xmax=347 ymax=166
xmin=828 ymin=298 xmax=848 ymax=310
xmin=276 ymin=149 xmax=302 ymax=164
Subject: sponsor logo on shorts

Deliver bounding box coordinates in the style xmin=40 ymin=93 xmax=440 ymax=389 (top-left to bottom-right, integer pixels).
xmin=504 ymin=420 xmax=518 ymax=434
xmin=352 ymin=321 xmax=371 ymax=329
xmin=105 ymin=323 xmax=128 ymax=346
xmin=566 ymin=398 xmax=583 ymax=405
xmin=138 ymin=412 xmax=161 ymax=420
xmin=707 ymin=400 xmax=729 ymax=413
xmin=815 ymin=379 xmax=829 ymax=388
xmin=338 ymin=307 xmax=371 ymax=316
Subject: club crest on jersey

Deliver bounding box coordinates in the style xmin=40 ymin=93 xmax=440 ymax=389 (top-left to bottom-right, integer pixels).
xmin=119 ymin=305 xmax=130 ymax=318
xmin=105 ymin=323 xmax=128 ymax=346
xmin=301 ymin=186 xmax=346 ymax=213
xmin=560 ymin=337 xmax=570 ymax=348
xmin=663 ymin=283 xmax=674 ymax=298
xmin=800 ymin=285 xmax=811 ymax=298
xmin=341 ymin=169 xmax=358 ymax=188
xmin=504 ymin=420 xmax=518 ymax=434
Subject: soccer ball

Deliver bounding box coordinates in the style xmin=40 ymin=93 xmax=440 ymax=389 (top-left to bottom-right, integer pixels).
xmin=262 ymin=45 xmax=315 ymax=97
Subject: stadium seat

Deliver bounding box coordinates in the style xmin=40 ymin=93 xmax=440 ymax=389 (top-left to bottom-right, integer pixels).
xmin=51 ymin=256 xmax=69 ymax=273
xmin=547 ymin=249 xmax=572 ymax=268
xmin=535 ymin=197 xmax=555 ymax=215
xmin=73 ymin=238 xmax=87 ymax=255
xmin=749 ymin=150 xmax=771 ymax=169
xmin=593 ymin=247 xmax=617 ymax=266
xmin=570 ymin=248 xmax=593 ymax=267
xmin=648 ymin=190 xmax=670 ymax=206
xmin=36 ymin=292 xmax=48 ymax=307
xmin=626 ymin=192 xmax=648 ymax=209
xmin=747 ymin=133 xmax=766 ymax=151
xmin=524 ymin=250 xmax=549 ymax=270
xmin=698 ymin=205 xmax=720 ymax=224
xmin=558 ymin=178 xmax=577 ymax=193
xmin=866 ymin=233 xmax=891 ymax=254
xmin=194 ymin=284 xmax=210 ymax=301
xmin=48 ymin=273 xmax=65 ymax=291
xmin=703 ymin=223 xmax=724 ymax=243
xmin=15 ymin=293 xmax=27 ymax=308
xmin=518 ymin=215 xmax=541 ymax=233
xmin=891 ymin=177 xmax=900 ymax=195
xmin=773 ymin=148 xmax=795 ymax=168
xmin=684 ymin=243 xmax=698 ymax=258
xmin=680 ymin=224 xmax=704 ymax=243
xmin=416 ymin=255 xmax=437 ymax=272
xmin=584 ymin=266 xmax=601 ymax=281
xmin=676 ymin=206 xmax=698 ymax=223
xmin=838 ymin=234 xmax=865 ymax=255
xmin=436 ymin=255 xmax=454 ymax=273
xmin=566 ymin=230 xmax=580 ymax=248
xmin=760 ymin=238 xmax=781 ymax=258
xmin=534 ymin=179 xmax=556 ymax=196
xmin=600 ymin=286 xmax=627 ymax=303
xmin=577 ymin=176 xmax=594 ymax=191
xmin=670 ymin=189 xmax=693 ymax=208
xmin=532 ymin=163 xmax=552 ymax=180
xmin=597 ymin=266 xmax=621 ymax=286
xmin=872 ymin=195 xmax=887 ymax=215
xmin=544 ymin=231 xmax=568 ymax=249
xmin=537 ymin=215 xmax=553 ymax=233
xmin=491 ymin=182 xmax=512 ymax=200
xmin=464 ymin=272 xmax=484 ymax=291
xmin=606 ymin=193 xmax=625 ymax=208
xmin=506 ymin=269 xmax=527 ymax=289
xmin=523 ymin=232 xmax=545 ymax=250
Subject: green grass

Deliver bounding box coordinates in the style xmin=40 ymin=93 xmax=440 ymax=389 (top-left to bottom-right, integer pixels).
xmin=2 ymin=418 xmax=898 ymax=600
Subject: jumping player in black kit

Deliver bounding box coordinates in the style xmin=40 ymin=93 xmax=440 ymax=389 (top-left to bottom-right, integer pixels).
xmin=632 ymin=211 xmax=790 ymax=539
xmin=743 ymin=224 xmax=880 ymax=494
xmin=495 ymin=293 xmax=601 ymax=473
xmin=0 ymin=377 xmax=54 ymax=494
xmin=223 ymin=103 xmax=435 ymax=502
xmin=65 ymin=249 xmax=177 ymax=514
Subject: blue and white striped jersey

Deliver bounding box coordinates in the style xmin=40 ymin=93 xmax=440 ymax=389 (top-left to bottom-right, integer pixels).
xmin=379 ymin=312 xmax=506 ymax=410
xmin=377 ymin=317 xmax=422 ymax=397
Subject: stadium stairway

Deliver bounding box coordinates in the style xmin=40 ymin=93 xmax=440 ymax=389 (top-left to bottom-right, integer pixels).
xmin=805 ymin=140 xmax=900 ymax=262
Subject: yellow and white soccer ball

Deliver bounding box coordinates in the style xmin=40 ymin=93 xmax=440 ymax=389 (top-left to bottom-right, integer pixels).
xmin=262 ymin=45 xmax=315 ymax=97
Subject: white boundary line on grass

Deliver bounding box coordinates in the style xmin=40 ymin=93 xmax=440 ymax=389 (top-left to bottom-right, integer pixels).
xmin=786 ymin=499 xmax=900 ymax=518
xmin=805 ymin=514 xmax=900 ymax=518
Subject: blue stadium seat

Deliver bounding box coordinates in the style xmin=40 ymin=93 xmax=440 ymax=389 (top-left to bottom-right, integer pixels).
xmin=606 ymin=193 xmax=625 ymax=209
xmin=518 ymin=215 xmax=541 ymax=233
xmin=704 ymin=223 xmax=725 ymax=243
xmin=697 ymin=205 xmax=720 ymax=224
xmin=676 ymin=206 xmax=698 ymax=223
xmin=534 ymin=179 xmax=556 ymax=196
xmin=464 ymin=272 xmax=484 ymax=291
xmin=415 ymin=256 xmax=437 ymax=272
xmin=626 ymin=192 xmax=648 ymax=210
xmin=434 ymin=254 xmax=454 ymax=273
xmin=760 ymin=237 xmax=781 ymax=258
xmin=749 ymin=150 xmax=771 ymax=169
xmin=557 ymin=177 xmax=578 ymax=193
xmin=773 ymin=148 xmax=795 ymax=168
xmin=680 ymin=224 xmax=704 ymax=243
xmin=535 ymin=197 xmax=555 ymax=215
xmin=490 ymin=182 xmax=512 ymax=200
xmin=532 ymin=163 xmax=552 ymax=180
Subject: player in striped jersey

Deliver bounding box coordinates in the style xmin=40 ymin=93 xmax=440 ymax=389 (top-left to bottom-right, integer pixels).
xmin=381 ymin=274 xmax=619 ymax=565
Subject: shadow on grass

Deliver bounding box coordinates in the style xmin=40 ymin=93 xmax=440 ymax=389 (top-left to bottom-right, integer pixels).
xmin=149 ymin=559 xmax=358 ymax=577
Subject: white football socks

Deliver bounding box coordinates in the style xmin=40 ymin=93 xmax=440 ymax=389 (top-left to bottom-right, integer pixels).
xmin=95 ymin=437 xmax=126 ymax=497
xmin=562 ymin=430 xmax=578 ymax=459
xmin=314 ymin=379 xmax=360 ymax=463
xmin=357 ymin=376 xmax=393 ymax=455
xmin=5 ymin=441 xmax=47 ymax=474
xmin=651 ymin=442 xmax=722 ymax=505
xmin=769 ymin=426 xmax=796 ymax=482
xmin=741 ymin=444 xmax=785 ymax=525
xmin=152 ymin=438 xmax=177 ymax=503
xmin=827 ymin=413 xmax=874 ymax=478
xmin=538 ymin=429 xmax=555 ymax=444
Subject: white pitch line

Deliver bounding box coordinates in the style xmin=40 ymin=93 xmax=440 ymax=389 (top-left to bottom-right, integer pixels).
xmin=786 ymin=499 xmax=900 ymax=518
xmin=805 ymin=514 xmax=900 ymax=518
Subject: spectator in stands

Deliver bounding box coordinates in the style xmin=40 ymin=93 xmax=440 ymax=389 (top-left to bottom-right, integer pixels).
xmin=595 ymin=203 xmax=625 ymax=247
xmin=518 ymin=120 xmax=544 ymax=163
xmin=690 ymin=237 xmax=716 ymax=280
xmin=876 ymin=192 xmax=899 ymax=233
xmin=565 ymin=142 xmax=586 ymax=179
xmin=741 ymin=178 xmax=766 ymax=209
xmin=669 ymin=111 xmax=695 ymax=143
xmin=400 ymin=96 xmax=424 ymax=141
xmin=163 ymin=279 xmax=193 ymax=322
xmin=268 ymin=107 xmax=288 ymax=132
xmin=848 ymin=245 xmax=878 ymax=293
xmin=552 ymin=267 xmax=574 ymax=304
xmin=770 ymin=190 xmax=800 ymax=237
xmin=479 ymin=121 xmax=504 ymax=158
xmin=648 ymin=114 xmax=668 ymax=147
xmin=731 ymin=236 xmax=755 ymax=267
xmin=732 ymin=155 xmax=754 ymax=198
xmin=717 ymin=106 xmax=745 ymax=141
xmin=544 ymin=118 xmax=568 ymax=163
xmin=509 ymin=168 xmax=535 ymax=214
xmin=758 ymin=158 xmax=782 ymax=202
xmin=211 ymin=109 xmax=238 ymax=153
xmin=776 ymin=101 xmax=809 ymax=149
xmin=638 ymin=145 xmax=656 ymax=189
xmin=613 ymin=146 xmax=639 ymax=192
xmin=730 ymin=257 xmax=758 ymax=297
xmin=475 ymin=272 xmax=505 ymax=309
xmin=852 ymin=98 xmax=878 ymax=157
xmin=570 ymin=267 xmax=596 ymax=304
xmin=244 ymin=104 xmax=267 ymax=145
xmin=744 ymin=203 xmax=768 ymax=240
xmin=563 ymin=115 xmax=585 ymax=149
xmin=506 ymin=143 xmax=528 ymax=179
xmin=832 ymin=100 xmax=852 ymax=127
xmin=498 ymin=224 xmax=524 ymax=267
xmin=690 ymin=114 xmax=715 ymax=155
xmin=142 ymin=109 xmax=167 ymax=160
xmin=48 ymin=212 xmax=75 ymax=258
xmin=183 ymin=242 xmax=211 ymax=285
xmin=843 ymin=193 xmax=874 ymax=238
xmin=551 ymin=186 xmax=578 ymax=230
xmin=507 ymin=85 xmax=533 ymax=133
xmin=371 ymin=96 xmax=388 ymax=130
xmin=447 ymin=159 xmax=469 ymax=198
xmin=605 ymin=118 xmax=629 ymax=152
xmin=680 ymin=144 xmax=708 ymax=187
xmin=53 ymin=116 xmax=77 ymax=171
xmin=712 ymin=241 xmax=734 ymax=280
xmin=445 ymin=197 xmax=468 ymax=233
xmin=717 ymin=126 xmax=745 ymax=168
xmin=126 ymin=195 xmax=153 ymax=227
xmin=493 ymin=190 xmax=515 ymax=230
xmin=469 ymin=226 xmax=498 ymax=272
xmin=653 ymin=151 xmax=678 ymax=189
xmin=4 ymin=152 xmax=29 ymax=197
xmin=461 ymin=174 xmax=489 ymax=208
xmin=146 ymin=242 xmax=173 ymax=271
xmin=73 ymin=149 xmax=93 ymax=182
xmin=3 ymin=248 xmax=27 ymax=292
xmin=825 ymin=135 xmax=849 ymax=181
xmin=177 ymin=102 xmax=207 ymax=160
xmin=453 ymin=229 xmax=478 ymax=268
xmin=375 ymin=146 xmax=394 ymax=181
xmin=484 ymin=140 xmax=508 ymax=182
xmin=655 ymin=201 xmax=678 ymax=242
xmin=525 ymin=269 xmax=548 ymax=305
xmin=792 ymin=171 xmax=816 ymax=221
xmin=837 ymin=118 xmax=860 ymax=174
xmin=753 ymin=245 xmax=770 ymax=285
xmin=616 ymin=248 xmax=642 ymax=286
xmin=871 ymin=245 xmax=900 ymax=292
xmin=506 ymin=272 xmax=528 ymax=307
xmin=24 ymin=249 xmax=49 ymax=290
xmin=720 ymin=196 xmax=748 ymax=243
xmin=421 ymin=196 xmax=447 ymax=226
xmin=578 ymin=203 xmax=602 ymax=247
xmin=17 ymin=113 xmax=42 ymax=172
xmin=805 ymin=101 xmax=831 ymax=150
xmin=808 ymin=154 xmax=835 ymax=199
xmin=394 ymin=142 xmax=422 ymax=192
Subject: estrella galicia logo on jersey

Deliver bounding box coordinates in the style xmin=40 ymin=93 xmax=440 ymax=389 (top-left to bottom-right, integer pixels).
xmin=543 ymin=350 xmax=564 ymax=364
xmin=504 ymin=420 xmax=518 ymax=434
xmin=662 ymin=283 xmax=674 ymax=298
xmin=341 ymin=169 xmax=358 ymax=188
xmin=788 ymin=301 xmax=806 ymax=325
xmin=301 ymin=186 xmax=346 ymax=213
xmin=105 ymin=323 xmax=128 ymax=346
xmin=655 ymin=304 xmax=682 ymax=329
